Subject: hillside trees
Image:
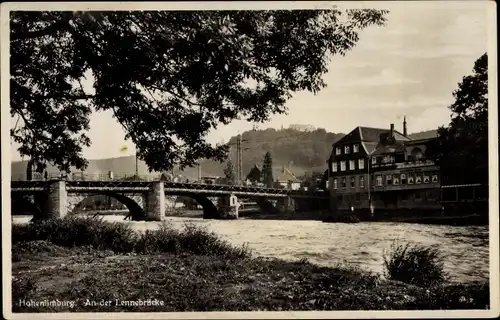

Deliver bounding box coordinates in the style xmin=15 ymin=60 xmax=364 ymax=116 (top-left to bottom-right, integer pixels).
xmin=428 ymin=53 xmax=488 ymax=185
xmin=11 ymin=10 xmax=388 ymax=173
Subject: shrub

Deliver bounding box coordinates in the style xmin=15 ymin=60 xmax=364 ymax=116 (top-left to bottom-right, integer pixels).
xmin=383 ymin=242 xmax=448 ymax=287
xmin=12 ymin=216 xmax=137 ymax=252
xmin=12 ymin=217 xmax=250 ymax=259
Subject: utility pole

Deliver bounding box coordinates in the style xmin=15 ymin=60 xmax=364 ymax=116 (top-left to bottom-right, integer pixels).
xmin=135 ymin=153 xmax=139 ymax=178
xmin=236 ymin=134 xmax=242 ymax=185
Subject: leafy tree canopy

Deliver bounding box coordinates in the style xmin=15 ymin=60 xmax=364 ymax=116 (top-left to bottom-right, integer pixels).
xmin=10 ymin=9 xmax=388 ymax=173
xmin=428 ymin=53 xmax=488 ymax=185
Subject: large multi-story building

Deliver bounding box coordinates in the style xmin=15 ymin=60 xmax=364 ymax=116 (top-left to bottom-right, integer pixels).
xmin=327 ymin=118 xmax=441 ymax=211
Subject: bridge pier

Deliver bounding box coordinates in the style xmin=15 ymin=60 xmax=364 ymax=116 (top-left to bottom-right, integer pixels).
xmin=146 ymin=181 xmax=165 ymax=221
xmin=216 ymin=194 xmax=239 ymax=219
xmin=277 ymin=196 xmax=295 ymax=214
xmin=46 ymin=180 xmax=68 ymax=219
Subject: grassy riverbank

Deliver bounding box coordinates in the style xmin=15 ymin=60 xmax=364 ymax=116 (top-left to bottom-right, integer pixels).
xmin=11 ymin=217 xmax=490 ymax=312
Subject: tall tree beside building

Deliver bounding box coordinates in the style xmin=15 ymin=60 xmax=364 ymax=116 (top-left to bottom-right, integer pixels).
xmin=223 ymin=158 xmax=236 ymax=185
xmin=428 ymin=53 xmax=488 ymax=185
xmin=261 ymin=152 xmax=274 ymax=188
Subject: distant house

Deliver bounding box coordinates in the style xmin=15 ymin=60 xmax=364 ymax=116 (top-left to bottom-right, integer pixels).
xmin=274 ymin=167 xmax=301 ymax=190
xmin=246 ymin=165 xmax=262 ymax=184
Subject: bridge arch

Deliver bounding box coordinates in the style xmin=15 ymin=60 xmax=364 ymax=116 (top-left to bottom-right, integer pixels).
xmin=11 ymin=193 xmax=45 ymax=219
xmin=168 ymin=193 xmax=219 ymax=219
xmin=68 ymin=191 xmax=147 ymax=221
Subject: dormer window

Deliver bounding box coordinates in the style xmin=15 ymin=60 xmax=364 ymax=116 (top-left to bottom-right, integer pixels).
xmin=353 ymin=144 xmax=359 ymax=153
xmin=345 ymin=145 xmax=350 ymax=154
xmin=336 ymin=147 xmax=342 ymax=155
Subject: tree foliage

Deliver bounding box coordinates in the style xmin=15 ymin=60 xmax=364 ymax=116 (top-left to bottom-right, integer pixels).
xmin=261 ymin=152 xmax=274 ymax=188
xmin=10 ymin=10 xmax=388 ymax=173
xmin=428 ymin=53 xmax=488 ymax=185
xmin=223 ymin=158 xmax=236 ymax=185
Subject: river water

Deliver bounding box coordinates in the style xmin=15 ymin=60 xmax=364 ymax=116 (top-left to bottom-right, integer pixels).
xmin=12 ymin=214 xmax=490 ymax=284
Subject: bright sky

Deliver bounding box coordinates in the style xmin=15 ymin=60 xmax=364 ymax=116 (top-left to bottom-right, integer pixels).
xmin=9 ymin=1 xmax=491 ymax=161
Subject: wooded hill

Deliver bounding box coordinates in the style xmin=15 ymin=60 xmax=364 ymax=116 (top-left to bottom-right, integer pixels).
xmin=11 ymin=127 xmax=437 ymax=180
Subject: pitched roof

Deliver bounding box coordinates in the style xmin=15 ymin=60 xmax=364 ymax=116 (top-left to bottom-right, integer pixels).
xmin=273 ymin=167 xmax=300 ymax=182
xmin=334 ymin=126 xmax=410 ymax=146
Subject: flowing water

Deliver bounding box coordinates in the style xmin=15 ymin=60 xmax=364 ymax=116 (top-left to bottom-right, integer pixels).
xmin=12 ymin=214 xmax=490 ymax=284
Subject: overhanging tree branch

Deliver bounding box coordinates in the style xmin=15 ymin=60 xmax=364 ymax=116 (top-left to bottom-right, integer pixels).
xmin=11 ymin=19 xmax=70 ymax=41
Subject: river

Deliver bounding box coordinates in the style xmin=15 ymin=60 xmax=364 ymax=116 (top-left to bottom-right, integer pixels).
xmin=12 ymin=214 xmax=490 ymax=284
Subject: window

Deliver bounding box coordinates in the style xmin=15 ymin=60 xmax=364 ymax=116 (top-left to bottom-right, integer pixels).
xmin=355 ymin=193 xmax=361 ymax=202
xmin=332 ymin=162 xmax=338 ymax=172
xmin=386 ymin=175 xmax=393 ymax=185
xmin=336 ymin=147 xmax=342 ymax=155
xmin=401 ymin=173 xmax=407 ymax=184
xmin=340 ymin=161 xmax=346 ymax=171
xmin=353 ymin=144 xmax=359 ymax=153
xmin=345 ymin=145 xmax=350 ymax=154
xmin=376 ymin=175 xmax=383 ymax=186
xmin=432 ymin=175 xmax=439 ymax=183
xmin=351 ymin=177 xmax=356 ymax=188
xmin=415 ymin=191 xmax=422 ymax=200
xmin=423 ymin=175 xmax=430 ymax=183
xmin=408 ymin=175 xmax=414 ymax=184
xmin=359 ymin=176 xmax=365 ymax=188
xmin=372 ymin=157 xmax=377 ymax=165
xmin=358 ymin=158 xmax=365 ymax=169
xmin=349 ymin=160 xmax=355 ymax=170
xmin=333 ymin=178 xmax=338 ymax=189
xmin=393 ymin=175 xmax=400 ymax=185
xmin=342 ymin=177 xmax=347 ymax=188
xmin=383 ymin=155 xmax=395 ymax=164
xmin=416 ymin=174 xmax=422 ymax=184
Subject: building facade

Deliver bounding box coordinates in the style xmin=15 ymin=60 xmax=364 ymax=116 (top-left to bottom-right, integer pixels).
xmin=328 ymin=118 xmax=441 ymax=211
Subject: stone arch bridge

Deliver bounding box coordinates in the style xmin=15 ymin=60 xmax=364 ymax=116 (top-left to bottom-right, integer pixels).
xmin=11 ymin=180 xmax=329 ymax=221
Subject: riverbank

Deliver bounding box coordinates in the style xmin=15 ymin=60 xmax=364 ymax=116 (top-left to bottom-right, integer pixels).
xmin=12 ymin=241 xmax=489 ymax=312
xmin=11 ymin=217 xmax=490 ymax=312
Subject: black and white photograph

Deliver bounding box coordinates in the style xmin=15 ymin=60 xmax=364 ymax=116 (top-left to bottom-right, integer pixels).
xmin=2 ymin=1 xmax=498 ymax=318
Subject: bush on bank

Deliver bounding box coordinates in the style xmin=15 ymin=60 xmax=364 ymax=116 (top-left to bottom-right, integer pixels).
xmin=12 ymin=216 xmax=251 ymax=259
xmin=383 ymin=242 xmax=448 ymax=287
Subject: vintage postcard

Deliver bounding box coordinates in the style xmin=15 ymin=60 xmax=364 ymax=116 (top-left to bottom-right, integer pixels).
xmin=1 ymin=1 xmax=498 ymax=319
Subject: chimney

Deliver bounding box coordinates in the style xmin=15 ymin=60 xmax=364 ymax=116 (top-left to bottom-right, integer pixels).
xmin=390 ymin=123 xmax=394 ymax=137
xmin=403 ymin=116 xmax=407 ymax=137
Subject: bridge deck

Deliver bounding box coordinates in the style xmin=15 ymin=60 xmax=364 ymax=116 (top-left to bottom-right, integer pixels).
xmin=11 ymin=180 xmax=329 ymax=199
